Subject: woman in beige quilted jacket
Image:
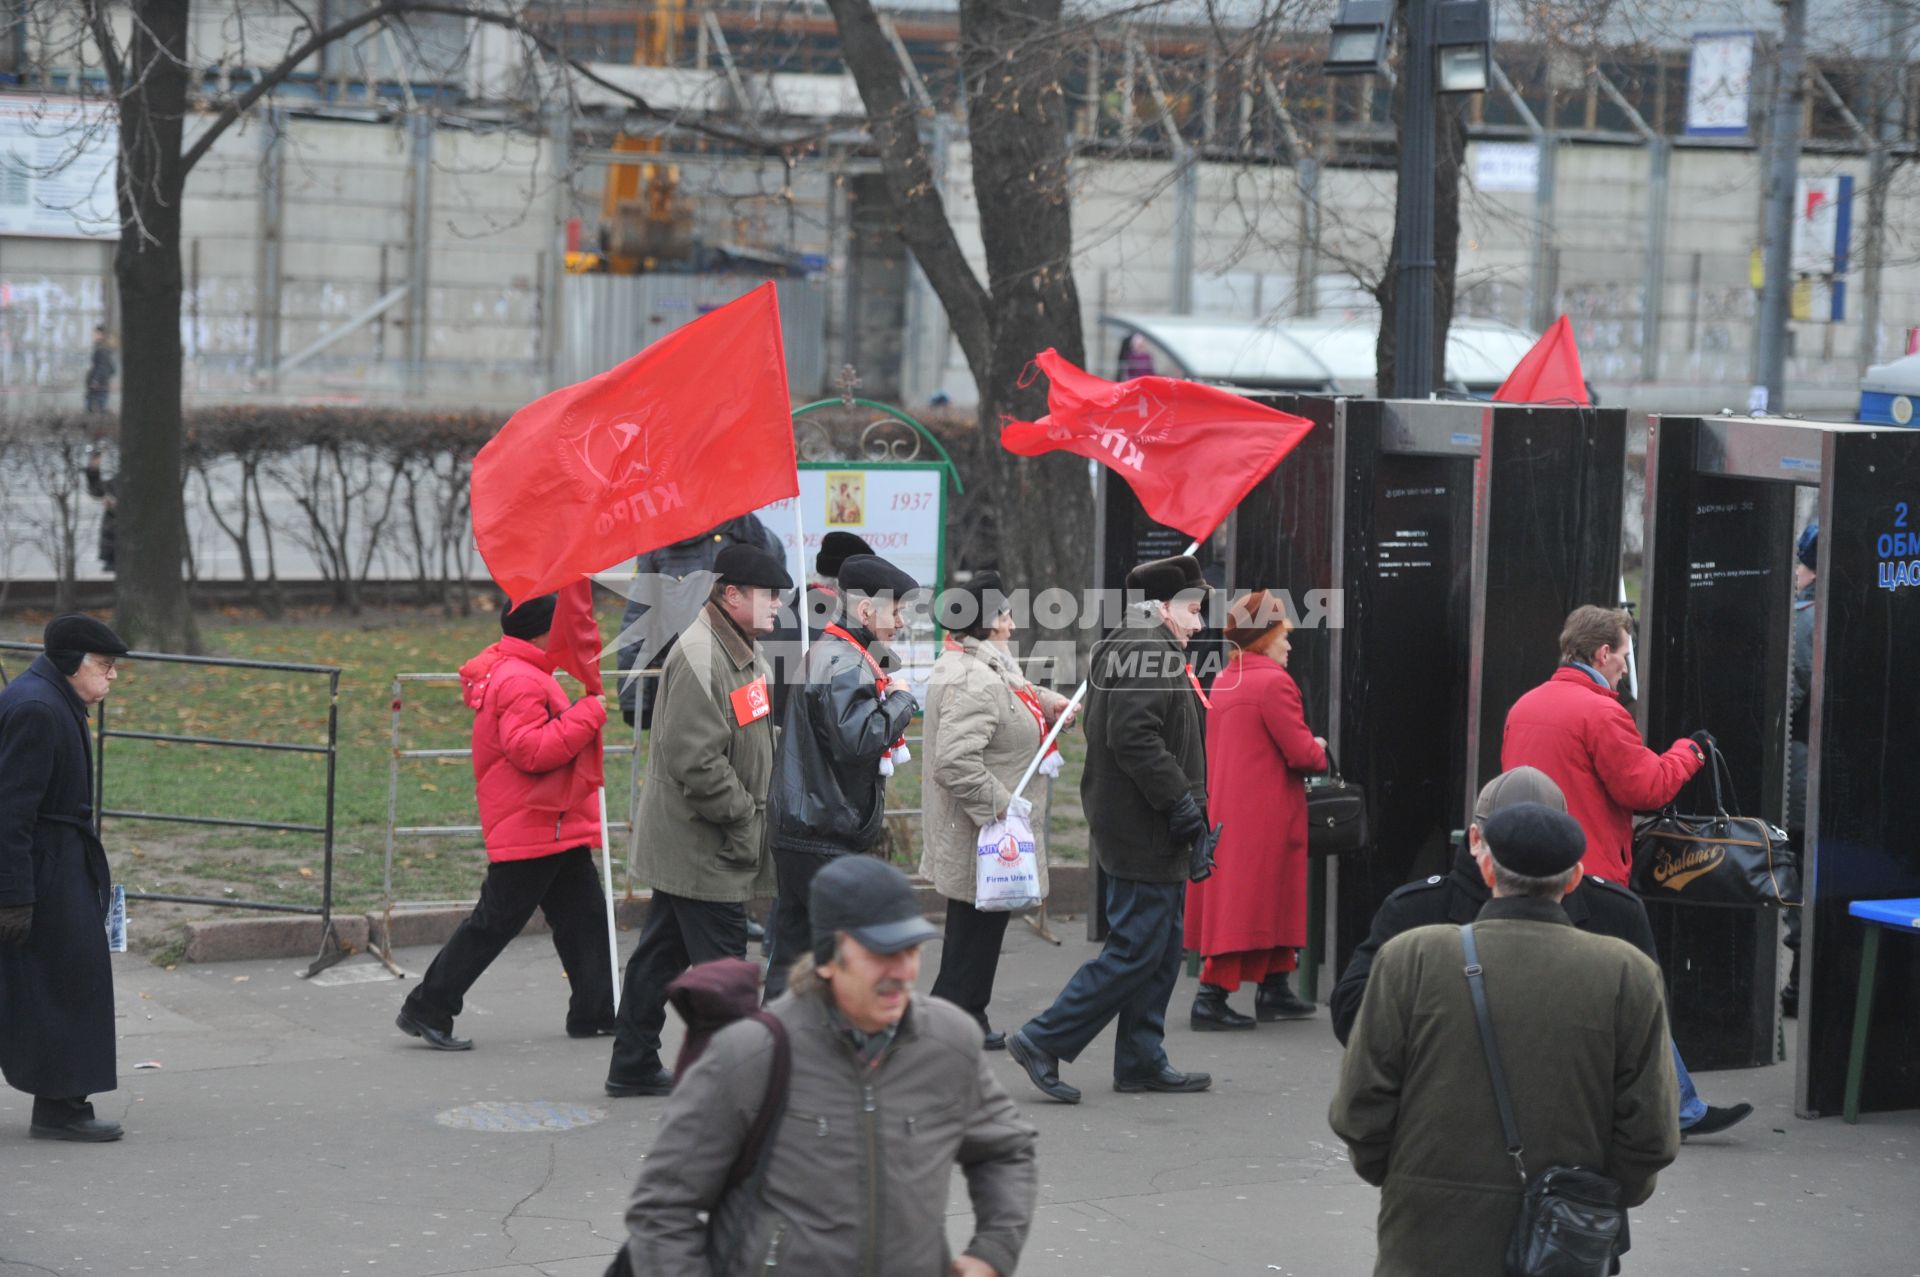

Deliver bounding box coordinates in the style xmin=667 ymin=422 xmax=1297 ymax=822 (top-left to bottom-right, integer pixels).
xmin=920 ymin=571 xmax=1072 ymax=1049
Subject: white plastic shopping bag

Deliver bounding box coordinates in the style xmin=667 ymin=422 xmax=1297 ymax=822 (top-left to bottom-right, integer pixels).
xmin=974 ymin=810 xmax=1042 ymax=913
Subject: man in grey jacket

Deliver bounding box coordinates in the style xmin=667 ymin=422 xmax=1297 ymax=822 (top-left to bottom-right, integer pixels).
xmin=621 ymin=856 xmax=1037 ymax=1276
xmin=606 ymin=545 xmax=790 ymax=1097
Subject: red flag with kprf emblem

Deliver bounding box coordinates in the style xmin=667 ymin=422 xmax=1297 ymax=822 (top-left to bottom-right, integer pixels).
xmin=472 ymin=283 xmax=800 ymax=604
xmin=1001 ymin=349 xmax=1315 ymax=542
xmin=1493 ymin=315 xmax=1591 ymax=406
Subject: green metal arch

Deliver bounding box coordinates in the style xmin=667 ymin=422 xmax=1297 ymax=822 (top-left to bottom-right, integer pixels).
xmin=792 ymin=397 xmax=965 ymax=494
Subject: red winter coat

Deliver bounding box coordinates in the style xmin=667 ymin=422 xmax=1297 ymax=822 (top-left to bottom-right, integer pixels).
xmin=459 ymin=636 xmax=607 ymax=863
xmin=1186 ymin=653 xmax=1327 ymax=957
xmin=1501 ymin=666 xmax=1704 ymax=882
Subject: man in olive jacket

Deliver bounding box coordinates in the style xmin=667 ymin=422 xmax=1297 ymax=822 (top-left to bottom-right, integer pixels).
xmin=607 ymin=545 xmax=790 ymax=1096
xmin=620 ymin=856 xmax=1037 ymax=1276
xmin=1330 ymin=802 xmax=1679 ymax=1276
xmin=1007 ymin=555 xmax=1212 ymax=1104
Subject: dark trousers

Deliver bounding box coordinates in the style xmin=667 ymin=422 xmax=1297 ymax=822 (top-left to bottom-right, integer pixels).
xmin=1021 ymin=875 xmax=1184 ymax=1082
xmin=404 ymin=847 xmax=613 ymax=1034
xmin=763 ymin=846 xmax=838 ymax=999
xmin=608 ymin=890 xmax=750 ymax=1081
xmin=930 ymin=897 xmax=1012 ymax=1031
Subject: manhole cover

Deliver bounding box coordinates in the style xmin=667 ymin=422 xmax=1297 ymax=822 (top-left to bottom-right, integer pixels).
xmin=435 ymin=1100 xmax=605 ymax=1132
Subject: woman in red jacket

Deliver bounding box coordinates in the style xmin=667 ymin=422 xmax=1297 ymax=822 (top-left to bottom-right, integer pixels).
xmin=396 ymin=595 xmax=613 ymax=1051
xmin=1186 ymin=591 xmax=1328 ymax=1030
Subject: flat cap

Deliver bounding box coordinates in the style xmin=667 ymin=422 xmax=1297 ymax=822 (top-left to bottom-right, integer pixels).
xmin=1473 ymin=766 xmax=1567 ymax=825
xmin=838 ymin=554 xmax=920 ymax=599
xmin=815 ymin=531 xmax=875 ymax=578
xmin=714 ymin=543 xmax=794 ymax=591
xmin=44 ymin=612 xmax=129 ymax=658
xmin=1127 ymin=554 xmax=1207 ymax=603
xmin=1480 ymin=801 xmax=1587 ymax=878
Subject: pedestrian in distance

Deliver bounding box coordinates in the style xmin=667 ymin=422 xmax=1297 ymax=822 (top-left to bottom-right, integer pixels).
xmin=1502 ymin=604 xmax=1751 ymax=1138
xmin=1330 ymin=800 xmax=1681 ymax=1277
xmin=760 ymin=553 xmax=921 ymax=1000
xmin=1006 ymin=554 xmax=1214 ymax=1104
xmin=605 ymin=544 xmax=791 ymax=1097
xmin=0 ymin=613 xmax=130 ymax=1141
xmin=1186 ymin=590 xmax=1327 ymax=1030
xmin=920 ymin=569 xmax=1073 ymax=1050
xmin=84 ymin=325 xmax=115 ymax=413
xmin=396 ymin=594 xmax=614 ymax=1050
xmin=617 ymin=855 xmax=1037 ymax=1276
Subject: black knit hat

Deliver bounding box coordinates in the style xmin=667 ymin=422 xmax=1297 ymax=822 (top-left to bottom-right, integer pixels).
xmin=815 ymin=531 xmax=875 ymax=579
xmin=500 ymin=594 xmax=558 ymax=641
xmin=1127 ymin=554 xmax=1207 ymax=603
xmin=939 ymin=569 xmax=1010 ymax=635
xmin=43 ymin=612 xmax=129 ymax=676
xmin=1480 ymin=801 xmax=1587 ymax=877
xmin=715 ymin=544 xmax=794 ymax=591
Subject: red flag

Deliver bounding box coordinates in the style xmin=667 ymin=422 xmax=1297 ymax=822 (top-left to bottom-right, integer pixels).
xmin=1000 ymin=350 xmax=1315 ymax=542
xmin=546 ymin=579 xmax=606 ymax=790
xmin=1493 ymin=316 xmax=1591 ymax=406
xmin=472 ymin=283 xmax=800 ymax=604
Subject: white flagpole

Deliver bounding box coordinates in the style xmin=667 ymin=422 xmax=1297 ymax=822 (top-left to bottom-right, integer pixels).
xmin=1010 ymin=537 xmax=1202 ymax=802
xmin=597 ymin=783 xmax=622 ymax=1007
xmin=793 ymin=494 xmax=811 ymax=662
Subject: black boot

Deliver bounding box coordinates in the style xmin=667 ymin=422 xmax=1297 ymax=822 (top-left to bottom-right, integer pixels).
xmin=1190 ymin=983 xmax=1256 ymax=1031
xmin=1255 ymin=973 xmax=1317 ymax=1021
xmin=1781 ymin=951 xmax=1801 ymax=1019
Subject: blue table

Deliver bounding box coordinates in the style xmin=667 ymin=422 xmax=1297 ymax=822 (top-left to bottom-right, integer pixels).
xmin=1844 ymin=897 xmax=1920 ymax=1123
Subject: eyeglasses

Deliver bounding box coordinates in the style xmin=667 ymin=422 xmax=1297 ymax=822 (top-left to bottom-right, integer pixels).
xmin=91 ymin=656 xmax=118 ymax=673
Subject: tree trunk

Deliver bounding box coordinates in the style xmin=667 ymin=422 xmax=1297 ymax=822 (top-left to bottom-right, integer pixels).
xmin=112 ymin=0 xmax=199 ymax=652
xmin=1374 ymin=92 xmax=1469 ymax=397
xmin=958 ymin=0 xmax=1091 ymax=618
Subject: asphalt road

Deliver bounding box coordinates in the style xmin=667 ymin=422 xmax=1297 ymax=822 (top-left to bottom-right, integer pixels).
xmin=2 ymin=922 xmax=1914 ymax=1276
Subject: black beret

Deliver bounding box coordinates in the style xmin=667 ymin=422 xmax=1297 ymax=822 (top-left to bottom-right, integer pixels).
xmin=715 ymin=543 xmax=794 ymax=591
xmin=815 ymin=531 xmax=875 ymax=578
xmin=838 ymin=554 xmax=920 ymax=599
xmin=1480 ymin=801 xmax=1587 ymax=878
xmin=500 ymin=593 xmax=558 ymax=641
xmin=43 ymin=612 xmax=129 ymax=675
xmin=1127 ymin=554 xmax=1207 ymax=603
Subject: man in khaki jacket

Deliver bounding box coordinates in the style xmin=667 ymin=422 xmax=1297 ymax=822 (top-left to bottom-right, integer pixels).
xmin=1330 ymin=801 xmax=1679 ymax=1276
xmin=620 ymin=856 xmax=1037 ymax=1275
xmin=606 ymin=545 xmax=790 ymax=1097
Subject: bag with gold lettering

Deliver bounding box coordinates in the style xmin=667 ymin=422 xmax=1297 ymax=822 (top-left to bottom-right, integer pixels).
xmin=1629 ymin=740 xmax=1800 ymax=907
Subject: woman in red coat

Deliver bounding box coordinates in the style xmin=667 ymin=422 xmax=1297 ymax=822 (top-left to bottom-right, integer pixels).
xmin=1187 ymin=592 xmax=1328 ymax=1029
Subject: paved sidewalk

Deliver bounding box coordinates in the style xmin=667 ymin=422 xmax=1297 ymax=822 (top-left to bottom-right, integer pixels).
xmin=2 ymin=924 xmax=1913 ymax=1277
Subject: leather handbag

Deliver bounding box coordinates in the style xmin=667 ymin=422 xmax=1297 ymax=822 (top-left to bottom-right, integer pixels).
xmin=1629 ymin=740 xmax=1800 ymax=907
xmin=1460 ymin=925 xmax=1627 ymax=1277
xmin=1306 ymin=751 xmax=1370 ymax=857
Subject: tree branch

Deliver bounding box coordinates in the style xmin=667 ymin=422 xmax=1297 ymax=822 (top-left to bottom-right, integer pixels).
xmin=823 ymin=0 xmax=994 ymax=384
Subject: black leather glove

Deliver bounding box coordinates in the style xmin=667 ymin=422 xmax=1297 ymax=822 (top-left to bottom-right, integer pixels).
xmin=0 ymin=904 xmax=31 ymax=945
xmin=1168 ymin=792 xmax=1208 ymax=844
xmin=1188 ymin=823 xmax=1223 ymax=883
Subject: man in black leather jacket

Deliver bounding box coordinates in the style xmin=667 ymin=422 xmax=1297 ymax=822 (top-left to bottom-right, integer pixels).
xmin=761 ymin=554 xmax=921 ymax=999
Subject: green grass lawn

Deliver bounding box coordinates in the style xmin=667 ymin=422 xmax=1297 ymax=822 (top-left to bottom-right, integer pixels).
xmin=1 ymin=603 xmax=1089 ymax=931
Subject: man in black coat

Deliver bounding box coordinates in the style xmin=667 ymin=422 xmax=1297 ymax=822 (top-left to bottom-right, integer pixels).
xmin=0 ymin=613 xmax=129 ymax=1141
xmin=766 ymin=529 xmax=871 ymax=722
xmin=1007 ymin=555 xmax=1213 ymax=1105
xmin=1330 ymin=765 xmax=1753 ymax=1138
xmin=760 ymin=553 xmax=921 ymax=999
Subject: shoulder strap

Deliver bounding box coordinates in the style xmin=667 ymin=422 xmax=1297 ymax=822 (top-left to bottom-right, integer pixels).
xmin=1459 ymin=924 xmax=1529 ymax=1185
xmin=726 ymin=1011 xmax=792 ymax=1196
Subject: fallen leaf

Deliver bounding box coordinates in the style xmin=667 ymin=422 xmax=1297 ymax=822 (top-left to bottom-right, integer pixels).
xmin=420 ymin=782 xmax=438 ymax=792
xmin=297 ymin=867 xmax=314 ymax=878
xmin=233 ymin=975 xmax=249 ymax=982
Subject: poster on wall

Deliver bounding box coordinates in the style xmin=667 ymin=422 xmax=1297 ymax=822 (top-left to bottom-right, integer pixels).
xmin=0 ymin=98 xmax=119 ymax=240
xmin=1685 ymin=32 xmax=1756 ymax=138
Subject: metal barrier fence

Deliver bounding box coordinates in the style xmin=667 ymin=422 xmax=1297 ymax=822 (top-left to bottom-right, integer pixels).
xmin=0 ymin=640 xmax=346 ymax=977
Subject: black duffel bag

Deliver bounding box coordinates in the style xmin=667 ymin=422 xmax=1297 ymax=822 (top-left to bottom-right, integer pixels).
xmin=1629 ymin=738 xmax=1800 ymax=907
xmin=1307 ymin=750 xmax=1370 ymax=857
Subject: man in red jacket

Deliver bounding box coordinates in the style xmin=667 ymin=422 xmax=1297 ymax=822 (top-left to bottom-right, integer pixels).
xmin=396 ymin=594 xmax=614 ymax=1051
xmin=1503 ymin=603 xmax=1751 ymax=1138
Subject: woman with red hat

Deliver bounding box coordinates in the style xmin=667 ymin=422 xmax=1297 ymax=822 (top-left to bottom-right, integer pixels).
xmin=1186 ymin=590 xmax=1327 ymax=1029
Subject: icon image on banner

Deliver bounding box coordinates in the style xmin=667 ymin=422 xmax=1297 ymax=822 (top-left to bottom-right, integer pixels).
xmin=826 ymin=471 xmax=866 ymax=526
